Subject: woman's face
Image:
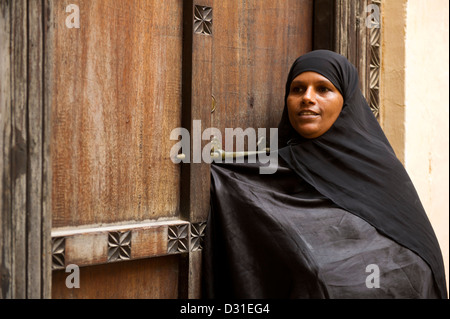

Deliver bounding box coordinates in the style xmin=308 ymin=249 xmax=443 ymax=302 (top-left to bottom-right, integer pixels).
xmin=287 ymin=71 xmax=344 ymax=139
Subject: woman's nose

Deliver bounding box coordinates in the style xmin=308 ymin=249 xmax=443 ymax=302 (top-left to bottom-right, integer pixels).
xmin=302 ymin=87 xmax=316 ymax=104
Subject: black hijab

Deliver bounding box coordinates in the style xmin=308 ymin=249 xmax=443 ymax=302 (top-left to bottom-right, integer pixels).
xmin=277 ymin=50 xmax=447 ymax=298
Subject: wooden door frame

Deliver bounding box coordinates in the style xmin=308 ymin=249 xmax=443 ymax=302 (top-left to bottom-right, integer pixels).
xmin=0 ymin=0 xmax=379 ymax=299
xmin=0 ymin=0 xmax=51 ymax=299
xmin=314 ymin=0 xmax=381 ymax=119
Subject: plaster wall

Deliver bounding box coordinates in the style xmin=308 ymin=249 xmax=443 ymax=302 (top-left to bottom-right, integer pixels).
xmin=381 ymin=0 xmax=449 ymax=295
xmin=404 ymin=0 xmax=449 ymax=295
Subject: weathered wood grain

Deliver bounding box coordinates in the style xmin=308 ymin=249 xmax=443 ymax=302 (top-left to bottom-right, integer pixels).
xmin=210 ymin=0 xmax=313 ymax=151
xmin=51 ymin=219 xmax=189 ymax=267
xmin=51 ymin=255 xmax=180 ymax=299
xmin=49 ymin=0 xmax=184 ymax=228
xmin=11 ymin=0 xmax=28 ymax=299
xmin=188 ymin=250 xmax=202 ymax=299
xmin=180 ymin=0 xmax=213 ymax=226
xmin=0 ymin=0 xmax=12 ymax=300
xmin=27 ymin=0 xmax=45 ymax=299
xmin=335 ymin=0 xmax=371 ymax=100
xmin=42 ymin=0 xmax=54 ymax=299
xmin=179 ymin=0 xmax=214 ymax=299
xmin=1 ymin=0 xmax=50 ymax=299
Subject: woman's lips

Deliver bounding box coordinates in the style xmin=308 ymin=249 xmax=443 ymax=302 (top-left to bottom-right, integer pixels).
xmin=298 ymin=110 xmax=319 ymax=118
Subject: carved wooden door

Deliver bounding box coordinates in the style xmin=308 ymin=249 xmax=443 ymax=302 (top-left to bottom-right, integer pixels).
xmin=48 ymin=0 xmax=313 ymax=299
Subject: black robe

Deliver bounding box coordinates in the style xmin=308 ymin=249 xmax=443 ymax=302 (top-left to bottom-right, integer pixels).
xmin=202 ymin=50 xmax=447 ymax=299
xmin=203 ymin=158 xmax=440 ymax=298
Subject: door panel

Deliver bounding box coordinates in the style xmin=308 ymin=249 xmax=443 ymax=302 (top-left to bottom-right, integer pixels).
xmin=48 ymin=0 xmax=186 ymax=299
xmin=50 ymin=0 xmax=183 ymax=228
xmin=211 ymin=0 xmax=313 ymax=150
xmin=52 ymin=255 xmax=179 ymax=299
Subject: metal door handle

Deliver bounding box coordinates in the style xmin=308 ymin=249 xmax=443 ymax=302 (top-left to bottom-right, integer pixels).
xmin=175 ymin=136 xmax=270 ymax=161
xmin=210 ymin=136 xmax=270 ymax=160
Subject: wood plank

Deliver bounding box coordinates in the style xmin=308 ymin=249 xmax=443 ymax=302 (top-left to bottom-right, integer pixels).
xmin=49 ymin=0 xmax=184 ymax=228
xmin=188 ymin=250 xmax=202 ymax=299
xmin=51 ymin=255 xmax=180 ymax=299
xmin=1 ymin=0 xmax=50 ymax=299
xmin=11 ymin=0 xmax=27 ymax=299
xmin=27 ymin=0 xmax=44 ymax=299
xmin=64 ymin=233 xmax=109 ymax=267
xmin=51 ymin=220 xmax=189 ymax=267
xmin=131 ymin=225 xmax=168 ymax=259
xmin=359 ymin=0 xmax=370 ymax=101
xmin=0 ymin=0 xmax=12 ymax=299
xmin=180 ymin=0 xmax=213 ymax=224
xmin=179 ymin=0 xmax=214 ymax=299
xmin=42 ymin=0 xmax=54 ymax=299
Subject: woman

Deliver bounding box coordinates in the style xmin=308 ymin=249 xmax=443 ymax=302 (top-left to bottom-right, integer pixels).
xmin=202 ymin=50 xmax=447 ymax=299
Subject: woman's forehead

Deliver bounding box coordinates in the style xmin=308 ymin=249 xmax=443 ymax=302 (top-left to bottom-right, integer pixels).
xmin=291 ymin=71 xmax=334 ymax=84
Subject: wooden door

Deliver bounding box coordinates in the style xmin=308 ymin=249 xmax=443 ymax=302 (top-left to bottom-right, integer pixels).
xmin=49 ymin=0 xmax=186 ymax=299
xmin=48 ymin=0 xmax=313 ymax=299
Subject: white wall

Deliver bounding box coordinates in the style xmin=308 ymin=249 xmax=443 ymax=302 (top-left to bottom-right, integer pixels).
xmin=404 ymin=0 xmax=449 ymax=295
xmin=381 ymin=0 xmax=449 ymax=296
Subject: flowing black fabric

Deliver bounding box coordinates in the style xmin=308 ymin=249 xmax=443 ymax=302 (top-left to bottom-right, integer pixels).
xmin=203 ymin=159 xmax=440 ymax=298
xmin=202 ymin=50 xmax=447 ymax=299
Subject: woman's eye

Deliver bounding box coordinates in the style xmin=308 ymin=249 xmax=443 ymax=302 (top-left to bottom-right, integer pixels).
xmin=318 ymin=86 xmax=330 ymax=93
xmin=291 ymin=87 xmax=302 ymax=93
